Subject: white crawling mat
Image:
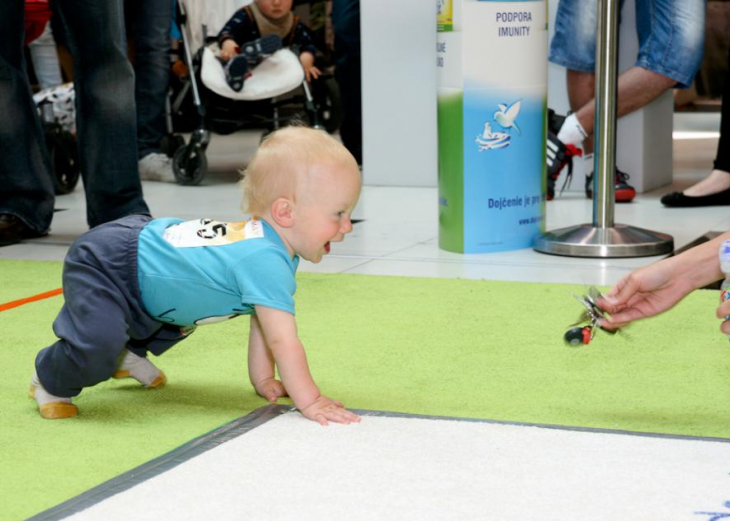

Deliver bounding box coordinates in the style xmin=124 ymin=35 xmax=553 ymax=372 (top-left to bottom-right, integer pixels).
xmin=33 ymin=406 xmax=730 ymax=521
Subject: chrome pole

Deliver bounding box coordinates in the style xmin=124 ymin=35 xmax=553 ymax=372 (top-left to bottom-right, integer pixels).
xmin=593 ymin=0 xmax=617 ymax=229
xmin=533 ymin=0 xmax=673 ymax=258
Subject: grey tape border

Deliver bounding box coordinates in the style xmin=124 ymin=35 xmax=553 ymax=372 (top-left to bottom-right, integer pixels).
xmin=356 ymin=408 xmax=730 ymax=445
xmin=29 ymin=405 xmax=730 ymax=520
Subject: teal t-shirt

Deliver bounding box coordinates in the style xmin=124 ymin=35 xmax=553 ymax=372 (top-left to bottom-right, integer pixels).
xmin=137 ymin=217 xmax=299 ymax=326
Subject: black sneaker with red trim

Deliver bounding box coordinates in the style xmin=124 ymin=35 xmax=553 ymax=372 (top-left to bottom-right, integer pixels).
xmin=546 ymin=110 xmax=582 ymax=200
xmin=584 ymin=169 xmax=636 ymax=203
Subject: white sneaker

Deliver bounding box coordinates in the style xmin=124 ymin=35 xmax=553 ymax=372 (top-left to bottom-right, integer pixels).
xmin=113 ymin=349 xmax=167 ymax=388
xmin=138 ymin=152 xmax=175 ymax=183
xmin=29 ymin=372 xmax=78 ymax=419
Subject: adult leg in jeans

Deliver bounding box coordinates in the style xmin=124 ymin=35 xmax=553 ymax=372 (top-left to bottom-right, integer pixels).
xmin=562 ymin=0 xmax=688 ymax=156
xmin=551 ymin=0 xmax=703 ymax=203
xmin=568 ymin=68 xmax=676 ymax=156
xmin=55 ymin=0 xmax=150 ymax=227
xmin=332 ymin=0 xmax=362 ymax=165
xmin=0 ymin=0 xmax=55 ymax=242
xmin=126 ymin=0 xmax=173 ymax=161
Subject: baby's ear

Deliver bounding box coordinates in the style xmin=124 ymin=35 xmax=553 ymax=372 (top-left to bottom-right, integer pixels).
xmin=270 ymin=198 xmax=294 ymax=227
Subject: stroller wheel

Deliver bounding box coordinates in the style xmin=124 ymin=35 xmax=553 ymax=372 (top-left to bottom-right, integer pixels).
xmin=45 ymin=126 xmax=80 ymax=195
xmin=172 ymin=145 xmax=207 ymax=186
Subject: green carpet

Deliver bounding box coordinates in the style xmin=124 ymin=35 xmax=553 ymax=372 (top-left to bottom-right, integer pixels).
xmin=3 ymin=259 xmax=730 ymax=519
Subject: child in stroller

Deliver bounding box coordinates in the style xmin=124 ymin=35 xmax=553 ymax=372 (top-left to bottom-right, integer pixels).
xmin=169 ymin=0 xmax=341 ymax=186
xmin=218 ymin=0 xmax=321 ymax=90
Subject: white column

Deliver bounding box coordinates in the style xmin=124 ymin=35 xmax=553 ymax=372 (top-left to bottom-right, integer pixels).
xmin=360 ymin=0 xmax=438 ymax=187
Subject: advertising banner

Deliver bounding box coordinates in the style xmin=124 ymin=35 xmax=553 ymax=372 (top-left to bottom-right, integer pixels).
xmin=438 ymin=0 xmax=547 ymax=253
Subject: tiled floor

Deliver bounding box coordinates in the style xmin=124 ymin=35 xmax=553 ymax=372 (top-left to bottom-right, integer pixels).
xmin=2 ymin=114 xmax=727 ymax=288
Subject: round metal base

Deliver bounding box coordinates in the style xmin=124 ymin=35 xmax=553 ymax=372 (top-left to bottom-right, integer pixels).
xmin=534 ymin=223 xmax=674 ymax=258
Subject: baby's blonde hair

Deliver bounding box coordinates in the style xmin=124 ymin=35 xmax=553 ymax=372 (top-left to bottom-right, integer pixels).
xmin=240 ymin=126 xmax=356 ymax=215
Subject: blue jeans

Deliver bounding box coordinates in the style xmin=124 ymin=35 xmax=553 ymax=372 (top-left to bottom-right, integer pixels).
xmin=126 ymin=0 xmax=174 ymax=159
xmin=0 ymin=0 xmax=149 ymax=232
xmin=549 ymin=0 xmax=706 ymax=88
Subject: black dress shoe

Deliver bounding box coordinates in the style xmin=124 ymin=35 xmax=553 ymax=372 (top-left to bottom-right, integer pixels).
xmin=0 ymin=214 xmax=43 ymax=246
xmin=661 ymin=187 xmax=730 ymax=207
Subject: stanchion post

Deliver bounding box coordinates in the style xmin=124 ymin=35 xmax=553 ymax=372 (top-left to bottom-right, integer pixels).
xmin=533 ymin=0 xmax=673 ymax=258
xmin=593 ymin=0 xmax=617 ymax=230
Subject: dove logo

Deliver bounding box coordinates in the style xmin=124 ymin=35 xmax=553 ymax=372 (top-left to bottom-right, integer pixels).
xmin=494 ymin=100 xmax=521 ymax=135
xmin=475 ymin=99 xmax=521 ymax=152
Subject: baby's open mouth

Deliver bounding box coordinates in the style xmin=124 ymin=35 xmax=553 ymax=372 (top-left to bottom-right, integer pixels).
xmin=325 ymin=242 xmax=330 ymax=253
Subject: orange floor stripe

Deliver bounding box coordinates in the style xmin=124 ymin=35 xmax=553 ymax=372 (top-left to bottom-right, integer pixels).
xmin=0 ymin=288 xmax=63 ymax=312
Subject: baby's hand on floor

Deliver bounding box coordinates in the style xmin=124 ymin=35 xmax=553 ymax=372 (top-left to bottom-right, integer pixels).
xmin=254 ymin=377 xmax=288 ymax=402
xmin=300 ymin=396 xmax=360 ymax=426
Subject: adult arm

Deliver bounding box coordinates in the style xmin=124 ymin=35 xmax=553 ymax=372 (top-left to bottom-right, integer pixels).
xmin=599 ymin=230 xmax=730 ymax=329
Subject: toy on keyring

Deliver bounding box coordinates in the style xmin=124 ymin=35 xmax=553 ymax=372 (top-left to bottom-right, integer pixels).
xmin=564 ymin=287 xmax=616 ymax=346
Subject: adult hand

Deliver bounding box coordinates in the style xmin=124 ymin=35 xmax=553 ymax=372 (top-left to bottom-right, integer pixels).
xmin=717 ymin=295 xmax=730 ymax=334
xmin=597 ymin=259 xmax=695 ymax=330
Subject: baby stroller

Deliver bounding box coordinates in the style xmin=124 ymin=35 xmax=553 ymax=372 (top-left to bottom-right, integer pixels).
xmin=26 ymin=0 xmax=80 ymax=195
xmin=168 ymin=0 xmax=343 ymax=185
xmin=33 ymin=84 xmax=80 ymax=195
